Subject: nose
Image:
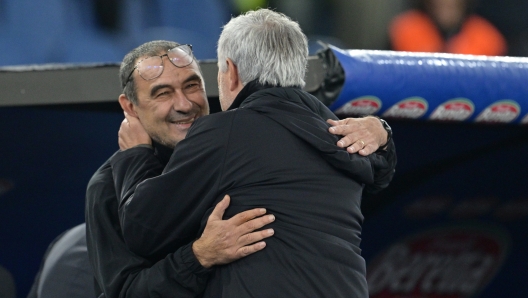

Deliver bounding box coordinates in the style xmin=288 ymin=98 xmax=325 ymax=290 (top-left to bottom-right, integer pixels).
xmin=171 ymin=92 xmax=194 ymax=113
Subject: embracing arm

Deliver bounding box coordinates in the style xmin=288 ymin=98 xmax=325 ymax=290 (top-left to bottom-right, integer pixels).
xmin=85 ymin=161 xmax=209 ymax=298
xmin=111 ymin=112 xmax=262 ymax=259
xmin=88 ymin=113 xmax=274 ymax=297
xmin=86 ymin=170 xmax=274 ymax=298
xmin=280 ymin=93 xmax=397 ymax=193
xmin=111 ymin=115 xmax=230 ymax=258
xmin=327 ymin=116 xmax=390 ymax=155
xmin=327 ymin=116 xmax=397 ymax=194
xmin=301 ymin=94 xmax=392 ymax=156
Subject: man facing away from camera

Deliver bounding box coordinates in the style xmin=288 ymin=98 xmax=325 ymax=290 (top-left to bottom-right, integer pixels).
xmin=86 ymin=41 xmax=279 ymax=298
xmin=109 ymin=9 xmax=396 ymax=297
xmin=112 ymin=8 xmax=396 ymax=297
xmin=87 ymin=38 xmax=393 ymax=297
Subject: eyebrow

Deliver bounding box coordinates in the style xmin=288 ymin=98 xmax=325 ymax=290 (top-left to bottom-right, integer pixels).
xmin=182 ymin=73 xmax=203 ymax=85
xmin=150 ymin=84 xmax=172 ymax=98
xmin=149 ymin=74 xmax=203 ymax=97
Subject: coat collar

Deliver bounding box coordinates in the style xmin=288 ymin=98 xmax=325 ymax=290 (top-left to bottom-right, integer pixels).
xmin=227 ymin=80 xmax=288 ymax=110
xmin=152 ymin=141 xmax=173 ymax=166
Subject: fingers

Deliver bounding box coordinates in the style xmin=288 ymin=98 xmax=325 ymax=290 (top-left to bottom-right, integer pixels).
xmin=194 ymin=200 xmax=275 ymax=266
xmin=123 ymin=111 xmax=138 ymax=120
xmin=229 ymin=206 xmax=267 ymax=226
xmin=208 ymin=195 xmax=231 ymax=222
xmin=328 ymin=117 xmax=383 ymax=155
xmin=327 ymin=119 xmax=356 ymax=136
xmin=123 ymin=112 xmax=131 ymax=127
xmin=326 ymin=119 xmax=341 ymax=127
xmin=236 ymin=213 xmax=275 ymax=236
xmin=345 ymin=138 xmax=363 ymax=154
xmin=237 ymin=241 xmax=267 ymax=257
xmin=118 ymin=111 xmax=152 ymax=149
xmin=120 ymin=118 xmax=128 ymax=131
xmin=118 ymin=120 xmax=128 ymax=150
xmin=234 ymin=225 xmax=275 ymax=259
xmin=124 ymin=111 xmax=141 ymax=127
xmin=347 ymin=139 xmax=380 ymax=155
xmin=238 ymin=227 xmax=274 ymax=247
xmin=327 ymin=118 xmax=364 ymax=149
xmin=336 ymin=131 xmax=360 ymax=148
xmin=356 ymin=143 xmax=376 ymax=156
xmin=241 ymin=241 xmax=267 ymax=255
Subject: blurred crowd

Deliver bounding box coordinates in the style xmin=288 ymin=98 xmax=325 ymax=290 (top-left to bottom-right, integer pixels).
xmin=0 ymin=0 xmax=527 ymax=67
xmin=388 ymin=0 xmax=507 ymax=56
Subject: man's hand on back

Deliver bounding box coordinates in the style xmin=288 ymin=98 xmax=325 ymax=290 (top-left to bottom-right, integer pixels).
xmin=327 ymin=116 xmax=388 ymax=156
xmin=192 ymin=195 xmax=275 ymax=268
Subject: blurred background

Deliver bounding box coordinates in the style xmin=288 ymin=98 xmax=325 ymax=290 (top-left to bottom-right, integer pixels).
xmin=1 ymin=0 xmax=528 ymax=66
xmin=1 ymin=0 xmax=527 ymax=297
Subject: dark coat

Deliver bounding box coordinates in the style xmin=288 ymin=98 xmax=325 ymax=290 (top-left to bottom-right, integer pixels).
xmin=85 ymin=145 xmax=212 ymax=298
xmin=111 ymin=81 xmax=396 ymax=297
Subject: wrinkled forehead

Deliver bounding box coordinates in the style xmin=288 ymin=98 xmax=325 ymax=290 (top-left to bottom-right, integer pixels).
xmin=134 ymin=50 xmax=166 ymax=65
xmin=136 ymin=60 xmax=205 ymax=93
xmin=185 ymin=60 xmax=204 ymax=80
xmin=132 ymin=53 xmax=203 ymax=79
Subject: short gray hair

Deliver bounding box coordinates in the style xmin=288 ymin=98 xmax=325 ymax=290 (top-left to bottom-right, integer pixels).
xmin=120 ymin=40 xmax=181 ymax=105
xmin=217 ymin=9 xmax=308 ymax=88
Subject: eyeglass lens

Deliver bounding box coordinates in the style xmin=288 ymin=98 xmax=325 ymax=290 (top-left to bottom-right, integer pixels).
xmin=137 ymin=45 xmax=193 ymax=81
xmin=167 ymin=45 xmax=193 ymax=67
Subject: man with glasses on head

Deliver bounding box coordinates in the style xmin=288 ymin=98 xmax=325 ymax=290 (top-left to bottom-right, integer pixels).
xmin=111 ymin=9 xmax=396 ymax=298
xmin=86 ymin=41 xmax=277 ymax=298
xmin=88 ymin=35 xmax=393 ymax=296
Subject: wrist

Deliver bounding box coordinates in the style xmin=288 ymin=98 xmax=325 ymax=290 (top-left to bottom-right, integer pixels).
xmin=192 ymin=239 xmax=214 ymax=268
xmin=365 ymin=115 xmax=391 ymax=148
xmin=119 ymin=143 xmax=153 ymax=152
xmin=180 ymin=242 xmax=214 ymax=277
xmin=377 ymin=118 xmax=392 ymax=148
xmin=132 ymin=144 xmax=153 ymax=150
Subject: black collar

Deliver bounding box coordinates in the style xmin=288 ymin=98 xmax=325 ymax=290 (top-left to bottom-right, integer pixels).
xmin=227 ymin=80 xmax=279 ymax=111
xmin=153 ymin=141 xmax=173 ymax=166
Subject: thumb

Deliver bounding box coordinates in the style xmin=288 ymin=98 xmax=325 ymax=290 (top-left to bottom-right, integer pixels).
xmin=209 ymin=194 xmax=230 ymax=221
xmin=326 ymin=119 xmax=339 ymax=126
xmin=124 ymin=110 xmax=140 ymax=120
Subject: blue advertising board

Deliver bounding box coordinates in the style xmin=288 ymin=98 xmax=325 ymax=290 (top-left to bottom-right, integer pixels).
xmin=328 ymin=46 xmax=528 ymax=125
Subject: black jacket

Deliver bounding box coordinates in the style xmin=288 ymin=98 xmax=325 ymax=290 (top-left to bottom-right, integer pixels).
xmin=85 ymin=144 xmax=212 ymax=298
xmin=111 ymin=81 xmax=396 ymax=297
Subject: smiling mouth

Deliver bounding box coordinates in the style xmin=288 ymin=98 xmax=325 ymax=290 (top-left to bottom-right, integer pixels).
xmin=171 ymin=116 xmax=196 ymax=125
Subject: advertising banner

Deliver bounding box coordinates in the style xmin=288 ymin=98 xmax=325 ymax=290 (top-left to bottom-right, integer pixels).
xmin=328 ymin=46 xmax=528 ymax=124
xmin=361 ymin=120 xmax=528 ymax=298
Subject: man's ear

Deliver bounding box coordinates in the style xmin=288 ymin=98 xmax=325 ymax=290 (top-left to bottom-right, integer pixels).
xmin=118 ymin=94 xmax=139 ymax=118
xmin=226 ymin=58 xmax=242 ymax=92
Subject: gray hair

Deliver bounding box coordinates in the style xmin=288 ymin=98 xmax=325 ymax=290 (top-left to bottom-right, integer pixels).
xmin=217 ymin=9 xmax=308 ymax=88
xmin=120 ymin=40 xmax=181 ymax=105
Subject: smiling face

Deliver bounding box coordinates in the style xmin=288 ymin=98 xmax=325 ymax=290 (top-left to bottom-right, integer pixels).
xmin=130 ymin=57 xmax=209 ymax=148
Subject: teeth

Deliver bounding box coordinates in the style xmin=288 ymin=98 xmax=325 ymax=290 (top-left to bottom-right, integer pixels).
xmin=174 ymin=117 xmax=195 ymax=124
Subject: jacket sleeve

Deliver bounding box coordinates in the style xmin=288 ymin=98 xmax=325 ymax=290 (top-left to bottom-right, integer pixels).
xmin=118 ymin=244 xmax=213 ymax=298
xmin=109 ymin=146 xmax=168 ymax=235
xmin=307 ymin=95 xmax=397 ymax=194
xmin=111 ymin=113 xmax=230 ymax=259
xmin=301 ymin=93 xmax=397 ymax=193
xmin=364 ymin=138 xmax=397 ymax=195
xmin=85 ymin=159 xmax=213 ymax=298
